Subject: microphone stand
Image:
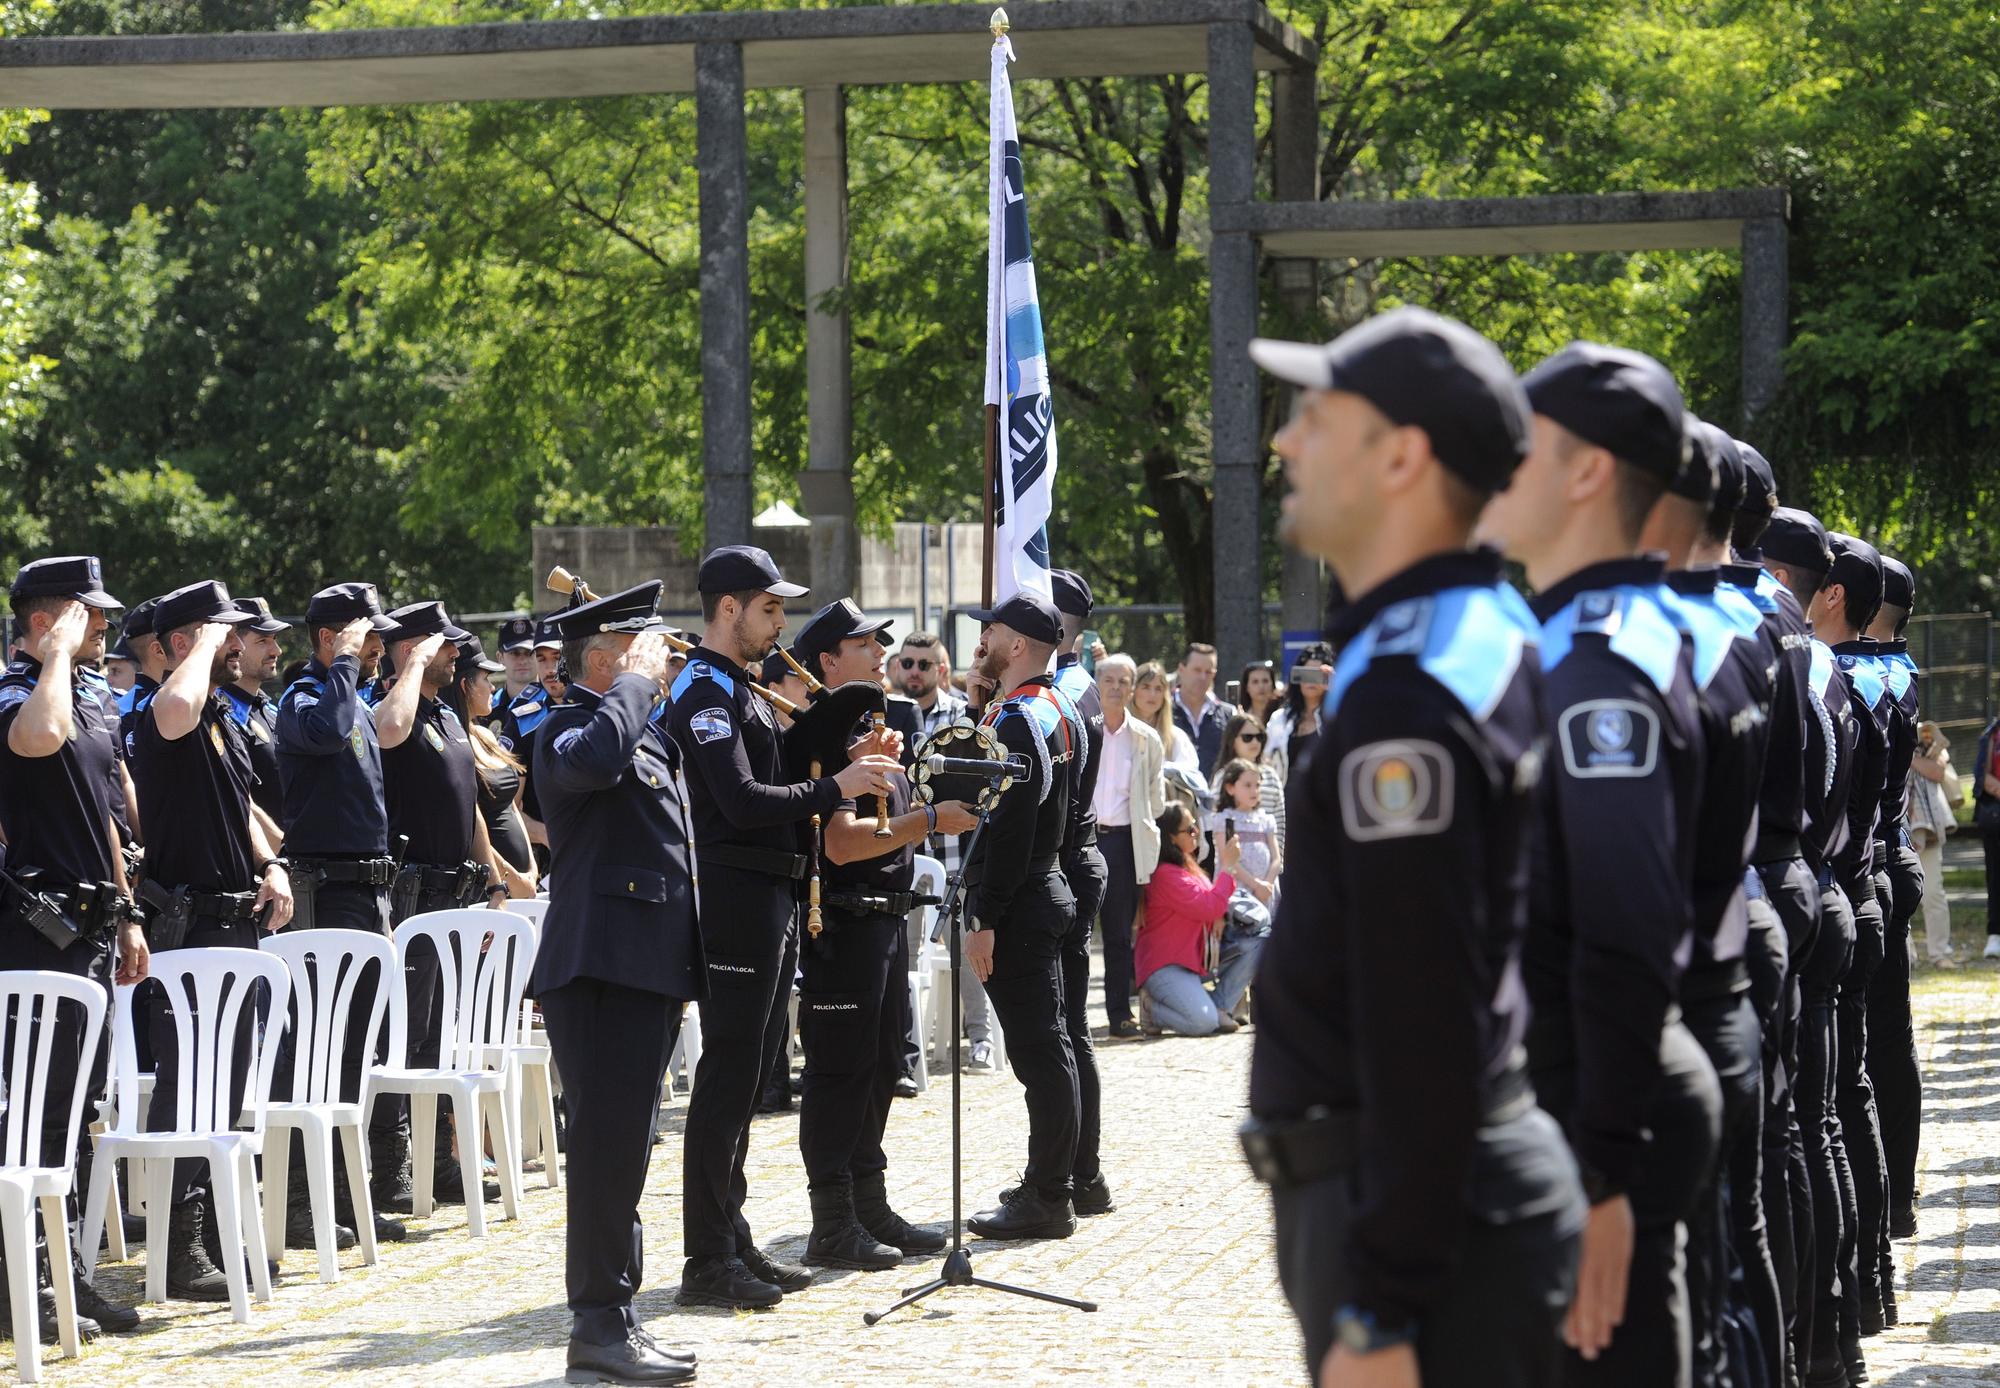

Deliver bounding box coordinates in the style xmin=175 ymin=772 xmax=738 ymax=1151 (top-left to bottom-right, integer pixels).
xmin=864 ymin=789 xmax=1098 ymax=1325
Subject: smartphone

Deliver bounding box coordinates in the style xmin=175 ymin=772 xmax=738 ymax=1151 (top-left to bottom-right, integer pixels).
xmin=1224 ymin=820 xmax=1236 ymax=842
xmin=1079 ymin=629 xmax=1100 ymax=674
xmin=1225 ymin=678 xmax=1242 ymax=705
xmin=1289 ymin=663 xmax=1328 ymax=688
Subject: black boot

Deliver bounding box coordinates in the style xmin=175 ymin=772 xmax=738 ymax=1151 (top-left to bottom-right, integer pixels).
xmin=852 ymin=1170 xmax=945 ymax=1255
xmin=371 ymin=1129 xmax=415 ymax=1215
xmin=199 ymin=1189 xmax=277 ymax=1287
xmin=738 ymin=1243 xmax=812 ymax=1292
xmin=803 ymin=1185 xmax=902 ymax=1270
xmin=968 ymin=1186 xmax=1076 ymax=1241
xmin=0 ymin=1257 xmax=101 ymax=1345
xmin=68 ymin=1242 xmax=139 ymax=1334
xmin=166 ymin=1201 xmax=232 ymax=1302
xmin=285 ymin=1180 xmax=358 ymax=1251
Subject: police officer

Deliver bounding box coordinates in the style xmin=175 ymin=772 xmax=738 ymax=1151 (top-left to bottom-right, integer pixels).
xmin=1242 ymin=311 xmax=1584 ymax=1388
xmin=378 ymin=600 xmax=511 ymax=1208
xmin=219 ymin=596 xmax=291 ymax=823
xmin=496 ymin=615 xmax=564 ymax=867
xmin=533 ymin=580 xmax=700 ymax=1386
xmin=495 ymin=615 xmax=538 ymax=714
xmin=0 ymin=556 xmax=148 ymax=1340
xmin=1478 ymin=340 xmax=1724 ymax=1387
xmin=131 ymin=579 xmax=295 ymax=1298
xmin=959 ymin=591 xmax=1085 ymax=1242
xmin=789 ymin=599 xmax=967 ymax=1269
xmin=669 ymin=546 xmax=897 ymax=1309
xmin=113 ymin=596 xmax=165 ymax=723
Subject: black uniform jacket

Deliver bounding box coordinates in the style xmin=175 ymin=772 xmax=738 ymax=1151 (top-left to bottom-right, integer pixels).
xmin=532 ymin=673 xmax=705 ymax=1002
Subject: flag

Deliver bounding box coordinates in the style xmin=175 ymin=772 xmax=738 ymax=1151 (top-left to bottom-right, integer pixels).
xmin=985 ymin=27 xmax=1056 ymax=606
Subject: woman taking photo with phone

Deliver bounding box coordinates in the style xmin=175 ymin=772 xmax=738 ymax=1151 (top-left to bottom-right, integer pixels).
xmin=1264 ymin=641 xmax=1332 ymax=783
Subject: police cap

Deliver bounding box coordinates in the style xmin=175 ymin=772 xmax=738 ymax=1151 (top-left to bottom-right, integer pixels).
xmin=1880 ymin=556 xmax=1914 ymax=612
xmin=762 ymin=651 xmax=798 ymax=688
xmin=153 ymin=579 xmax=257 ymax=634
xmin=1250 ymin=307 xmax=1530 ymax=492
xmin=697 ymin=545 xmax=808 ymax=599
xmin=792 ymin=598 xmax=893 ymax=674
xmin=1522 ymin=342 xmax=1687 ymax=483
xmin=111 ymin=598 xmax=160 ymax=659
xmin=497 ymin=617 xmax=536 ymax=653
xmin=1049 ymin=569 xmax=1094 ymax=619
xmin=548 ymin=580 xmax=671 ymax=640
xmin=240 ymin=596 xmax=291 ymax=635
xmin=968 ymin=592 xmax=1064 ymax=647
xmin=1734 ymin=440 xmax=1777 ymax=516
xmin=305 ymin=582 xmax=398 ymax=633
xmin=532 ymin=616 xmax=564 ymax=651
xmin=383 ymin=600 xmax=465 ymax=644
xmin=10 ymin=556 xmax=121 ymax=611
xmin=1762 ymin=508 xmax=1834 ymax=575
xmin=1827 ymin=532 xmax=1884 ymax=621
xmin=453 ymin=631 xmax=506 ymax=676
xmin=1671 ymin=418 xmax=1729 ymax=506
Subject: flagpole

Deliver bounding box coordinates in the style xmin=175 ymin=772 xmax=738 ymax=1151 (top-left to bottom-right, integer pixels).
xmin=981 ymin=6 xmax=1008 ymax=611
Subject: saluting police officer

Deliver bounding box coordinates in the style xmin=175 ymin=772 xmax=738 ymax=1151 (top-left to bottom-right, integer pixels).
xmin=0 ymin=556 xmax=149 ymax=1340
xmin=496 ymin=615 xmax=565 ymax=871
xmin=788 ymin=599 xmax=967 ymax=1271
xmin=1244 ymin=311 xmax=1585 ymax=1387
xmin=115 ymin=596 xmax=167 ymax=763
xmin=220 ymin=597 xmax=292 ymax=824
xmin=1478 ymin=340 xmax=1724 ymax=1387
xmin=533 ymin=580 xmax=700 ymax=1386
xmin=959 ymin=591 xmax=1086 ymax=1242
xmin=131 ymin=580 xmax=295 ymax=1299
xmin=669 ymin=547 xmax=898 ymax=1309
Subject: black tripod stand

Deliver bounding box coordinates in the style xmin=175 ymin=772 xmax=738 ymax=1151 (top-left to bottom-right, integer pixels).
xmin=864 ymin=795 xmax=1097 ymax=1325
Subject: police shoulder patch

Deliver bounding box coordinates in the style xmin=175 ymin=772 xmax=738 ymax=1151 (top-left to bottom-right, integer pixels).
xmin=551 ymin=726 xmax=585 ymax=756
xmin=1557 ymin=698 xmax=1661 ymax=778
xmin=1338 ymin=739 xmax=1453 ymax=841
xmin=0 ymin=682 xmax=30 ymax=713
xmin=689 ymin=707 xmax=733 ymax=744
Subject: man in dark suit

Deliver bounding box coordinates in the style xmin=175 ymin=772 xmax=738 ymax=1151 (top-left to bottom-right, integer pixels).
xmin=533 ymin=579 xmax=703 ymax=1386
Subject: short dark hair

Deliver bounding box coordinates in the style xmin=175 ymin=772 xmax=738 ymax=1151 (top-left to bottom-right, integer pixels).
xmin=9 ymin=595 xmax=64 ymax=626
xmin=1610 ymin=459 xmax=1669 ymax=541
xmin=1156 ymin=802 xmax=1199 ymax=869
xmin=1877 ymin=601 xmax=1911 ymax=637
xmin=1766 ymin=561 xmax=1827 ymax=612
xmin=1179 ymin=641 xmax=1217 ymax=668
xmin=701 ymin=588 xmax=765 ymax=623
xmin=161 ymin=620 xmax=204 ymax=660
xmin=1730 ymin=503 xmax=1773 ymax=555
xmin=1837 ymin=580 xmax=1878 ymax=633
xmin=902 ymin=630 xmax=943 ymax=651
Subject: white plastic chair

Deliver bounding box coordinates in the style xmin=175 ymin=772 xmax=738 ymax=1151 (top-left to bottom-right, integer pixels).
xmin=364 ymin=911 xmax=532 ymax=1236
xmin=668 ymin=1003 xmax=703 ymax=1097
xmin=478 ymin=903 xmax=560 ymax=1190
xmin=91 ymin=1069 xmax=155 ymax=1262
xmin=259 ymin=930 xmax=393 ymax=1282
xmin=0 ymin=971 xmax=107 ymax=1381
xmin=80 ymin=952 xmax=290 ymax=1324
xmin=903 ymin=855 xmax=946 ymax=1093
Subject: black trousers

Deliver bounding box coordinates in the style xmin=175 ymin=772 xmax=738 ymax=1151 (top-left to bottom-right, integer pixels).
xmin=1755 ymin=857 xmax=1818 ymax=1383
xmin=1744 ymin=886 xmax=1795 ymax=1388
xmin=1868 ymin=845 xmax=1922 ymax=1236
xmin=540 ymin=978 xmax=682 ymax=1346
xmin=276 ymin=883 xmax=393 ymax=1156
xmin=1538 ymin=1019 xmax=1722 ymax=1388
xmin=1095 ymin=827 xmax=1139 ymax=1027
xmin=1061 ymin=844 xmax=1107 ymax=1187
xmin=144 ymin=923 xmax=259 ymax=1207
xmin=980 ymin=871 xmax=1080 ymax=1199
xmin=1985 ymin=830 xmax=2000 ymax=937
xmin=797 ymin=909 xmax=906 ymax=1188
xmin=1801 ymin=881 xmax=1855 ymax=1378
xmin=1274 ymin=1106 xmax=1583 ymax=1388
xmin=1835 ymin=877 xmax=1888 ymax=1337
xmin=682 ymin=867 xmax=798 ymax=1261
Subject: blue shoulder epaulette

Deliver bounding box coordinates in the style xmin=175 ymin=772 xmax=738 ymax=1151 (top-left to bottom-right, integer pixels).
xmin=1752 ymin=568 xmax=1789 ymax=614
xmin=503 ymin=684 xmax=551 ymax=734
xmin=1710 ymin=582 xmax=1767 ymax=638
xmin=216 ymin=683 xmax=253 ymax=729
xmin=1538 ymin=585 xmax=1683 ymax=695
xmin=670 ymin=658 xmax=735 ymax=705
xmin=1880 ymin=658 xmax=1913 ymax=701
xmin=278 ymin=671 xmax=323 ymax=711
xmin=1809 ymin=640 xmax=1837 ymax=700
xmin=1052 ymin=662 xmax=1091 ymax=705
xmin=77 ymin=665 xmax=109 ymax=693
xmin=1330 ymin=583 xmax=1539 ymax=722
xmin=1835 ymin=651 xmax=1888 ymax=710
xmin=1662 ymin=588 xmax=1747 ymax=692
xmin=358 ymin=679 xmax=385 ymax=709
xmin=0 ymin=659 xmax=33 ymax=713
xmin=1886 ymin=650 xmax=1918 ymax=677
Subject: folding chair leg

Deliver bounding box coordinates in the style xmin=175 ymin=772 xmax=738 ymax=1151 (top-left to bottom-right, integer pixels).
xmin=41 ymin=1193 xmax=79 ymax=1361
xmin=260 ymin=1129 xmax=290 ymax=1274
xmin=303 ymin=1129 xmax=339 ymax=1284
xmin=3 ymin=1190 xmax=42 ymax=1382
xmin=339 ymin=1125 xmax=379 ymax=1267
xmin=142 ymin=1160 xmax=172 ymax=1306
xmin=208 ymin=1150 xmax=251 ymax=1323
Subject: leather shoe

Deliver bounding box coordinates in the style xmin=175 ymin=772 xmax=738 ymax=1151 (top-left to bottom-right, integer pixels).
xmin=675 ymin=1255 xmax=783 ymax=1310
xmin=969 ymin=1187 xmax=1076 ymax=1241
xmin=999 ymin=1171 xmax=1115 ymax=1217
xmin=564 ymin=1332 xmax=696 ymax=1384
xmin=739 ymin=1244 xmax=812 ymax=1292
xmin=633 ymin=1327 xmax=696 ymax=1365
xmin=892 ymin=1075 xmax=920 ymax=1100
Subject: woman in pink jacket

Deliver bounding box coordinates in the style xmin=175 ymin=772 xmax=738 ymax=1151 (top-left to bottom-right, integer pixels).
xmin=1136 ymin=803 xmax=1249 ymax=1035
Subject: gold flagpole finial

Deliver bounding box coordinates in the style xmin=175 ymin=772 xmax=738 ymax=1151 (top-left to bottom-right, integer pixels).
xmin=991 ymin=7 xmax=1009 ymax=36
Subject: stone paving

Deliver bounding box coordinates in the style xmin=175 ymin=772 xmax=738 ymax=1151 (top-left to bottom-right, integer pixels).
xmin=24 ymin=963 xmax=2000 ymax=1386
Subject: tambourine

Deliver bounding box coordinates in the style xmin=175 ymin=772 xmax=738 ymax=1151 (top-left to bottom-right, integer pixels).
xmin=909 ymin=720 xmax=1012 ymax=813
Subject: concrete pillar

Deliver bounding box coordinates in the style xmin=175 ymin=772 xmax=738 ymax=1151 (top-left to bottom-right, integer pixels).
xmin=1270 ymin=69 xmax=1318 ymax=317
xmin=1208 ymin=22 xmax=1262 ymax=673
xmin=802 ymin=85 xmax=860 ymax=601
xmin=696 ymin=41 xmax=753 ymax=554
xmin=1740 ymin=213 xmax=1788 ymax=427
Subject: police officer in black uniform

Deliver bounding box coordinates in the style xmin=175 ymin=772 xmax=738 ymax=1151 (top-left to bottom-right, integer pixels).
xmin=533 ymin=580 xmax=700 ymax=1386
xmin=1479 ymin=340 xmax=1724 ymax=1387
xmin=131 ymin=579 xmax=296 ymax=1299
xmin=494 ymin=615 xmax=539 ymax=715
xmin=113 ymin=596 xmax=163 ymax=725
xmin=1242 ymin=311 xmax=1584 ymax=1388
xmin=496 ymin=615 xmax=565 ymax=870
xmin=669 ymin=546 xmax=898 ymax=1309
xmin=220 ymin=597 xmax=291 ymax=824
xmin=788 ymin=599 xmax=967 ymax=1270
xmin=959 ymin=591 xmax=1085 ymax=1242
xmin=0 ymin=556 xmax=148 ymax=1340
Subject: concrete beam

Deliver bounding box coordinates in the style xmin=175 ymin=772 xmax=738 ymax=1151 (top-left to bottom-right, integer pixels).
xmin=1214 ymin=188 xmax=1791 ymax=259
xmin=697 ymin=41 xmax=752 ymax=555
xmin=803 ymin=85 xmax=859 ymax=602
xmin=1207 ymin=21 xmax=1262 ymax=673
xmin=1740 ymin=214 xmax=1789 ymax=426
xmin=0 ymin=0 xmax=1315 ymax=109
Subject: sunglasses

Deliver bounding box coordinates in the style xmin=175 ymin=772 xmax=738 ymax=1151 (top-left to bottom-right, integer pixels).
xmin=897 ymin=656 xmax=937 ymax=672
xmin=1238 ymin=732 xmax=1267 ymax=744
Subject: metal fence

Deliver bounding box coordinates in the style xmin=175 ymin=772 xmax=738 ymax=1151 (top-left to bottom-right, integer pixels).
xmin=1908 ymin=613 xmax=1995 ymax=742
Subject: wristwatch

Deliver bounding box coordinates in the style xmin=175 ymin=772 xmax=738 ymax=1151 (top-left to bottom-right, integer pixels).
xmin=1333 ymin=1306 xmax=1417 ymax=1355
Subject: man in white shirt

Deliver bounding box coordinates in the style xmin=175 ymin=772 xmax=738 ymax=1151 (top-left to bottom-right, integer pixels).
xmin=1094 ymin=653 xmax=1166 ymax=1037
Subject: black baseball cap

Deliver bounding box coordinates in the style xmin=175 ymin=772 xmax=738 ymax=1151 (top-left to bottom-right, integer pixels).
xmin=1050 ymin=569 xmax=1094 ymax=619
xmin=497 ymin=617 xmax=536 ymax=653
xmin=239 ymin=596 xmax=291 ymax=635
xmin=533 ymin=616 xmax=564 ymax=651
xmin=968 ymin=592 xmax=1064 ymax=647
xmin=1762 ymin=507 xmax=1832 ymax=574
xmin=1671 ymin=418 xmax=1729 ymax=506
xmin=383 ymin=600 xmax=466 ymax=644
xmin=305 ymin=582 xmax=398 ymax=633
xmin=791 ymin=598 xmax=893 ymax=673
xmin=1250 ymin=306 xmax=1530 ymax=492
xmin=111 ymin=598 xmax=160 ymax=659
xmin=1734 ymin=439 xmax=1777 ymax=516
xmin=1522 ymin=341 xmax=1688 ymax=483
xmin=1880 ymin=556 xmax=1914 ymax=611
xmin=1826 ymin=532 xmax=1884 ymax=622
xmin=9 ymin=555 xmax=121 ymax=610
xmin=153 ymin=579 xmax=257 ymax=634
xmin=697 ymin=544 xmax=808 ymax=599
xmin=547 ymin=580 xmax=672 ymax=640
xmin=453 ymin=631 xmax=506 ymax=676
xmin=762 ymin=651 xmax=798 ymax=688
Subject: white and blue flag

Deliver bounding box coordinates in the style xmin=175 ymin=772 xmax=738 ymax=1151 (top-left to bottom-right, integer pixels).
xmin=985 ymin=26 xmax=1056 ymax=605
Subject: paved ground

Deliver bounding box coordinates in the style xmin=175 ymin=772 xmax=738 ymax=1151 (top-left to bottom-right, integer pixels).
xmin=28 ymin=939 xmax=2000 ymax=1386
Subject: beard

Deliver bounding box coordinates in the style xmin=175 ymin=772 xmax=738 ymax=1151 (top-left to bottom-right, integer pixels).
xmin=732 ymin=610 xmax=773 ymax=662
xmin=976 ymin=645 xmax=1008 ymax=685
xmin=212 ymin=651 xmax=241 ymax=685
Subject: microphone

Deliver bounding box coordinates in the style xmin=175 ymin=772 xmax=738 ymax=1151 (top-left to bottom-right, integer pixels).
xmin=924 ymin=754 xmax=1029 ymax=781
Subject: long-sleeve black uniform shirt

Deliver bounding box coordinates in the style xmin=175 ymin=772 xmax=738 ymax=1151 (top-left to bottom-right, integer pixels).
xmin=966 ymin=675 xmax=1072 ymax=929
xmin=1724 ymin=564 xmax=1814 ymax=858
xmin=275 ymin=653 xmax=388 ymax=858
xmin=1829 ymin=641 xmax=1890 ymax=904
